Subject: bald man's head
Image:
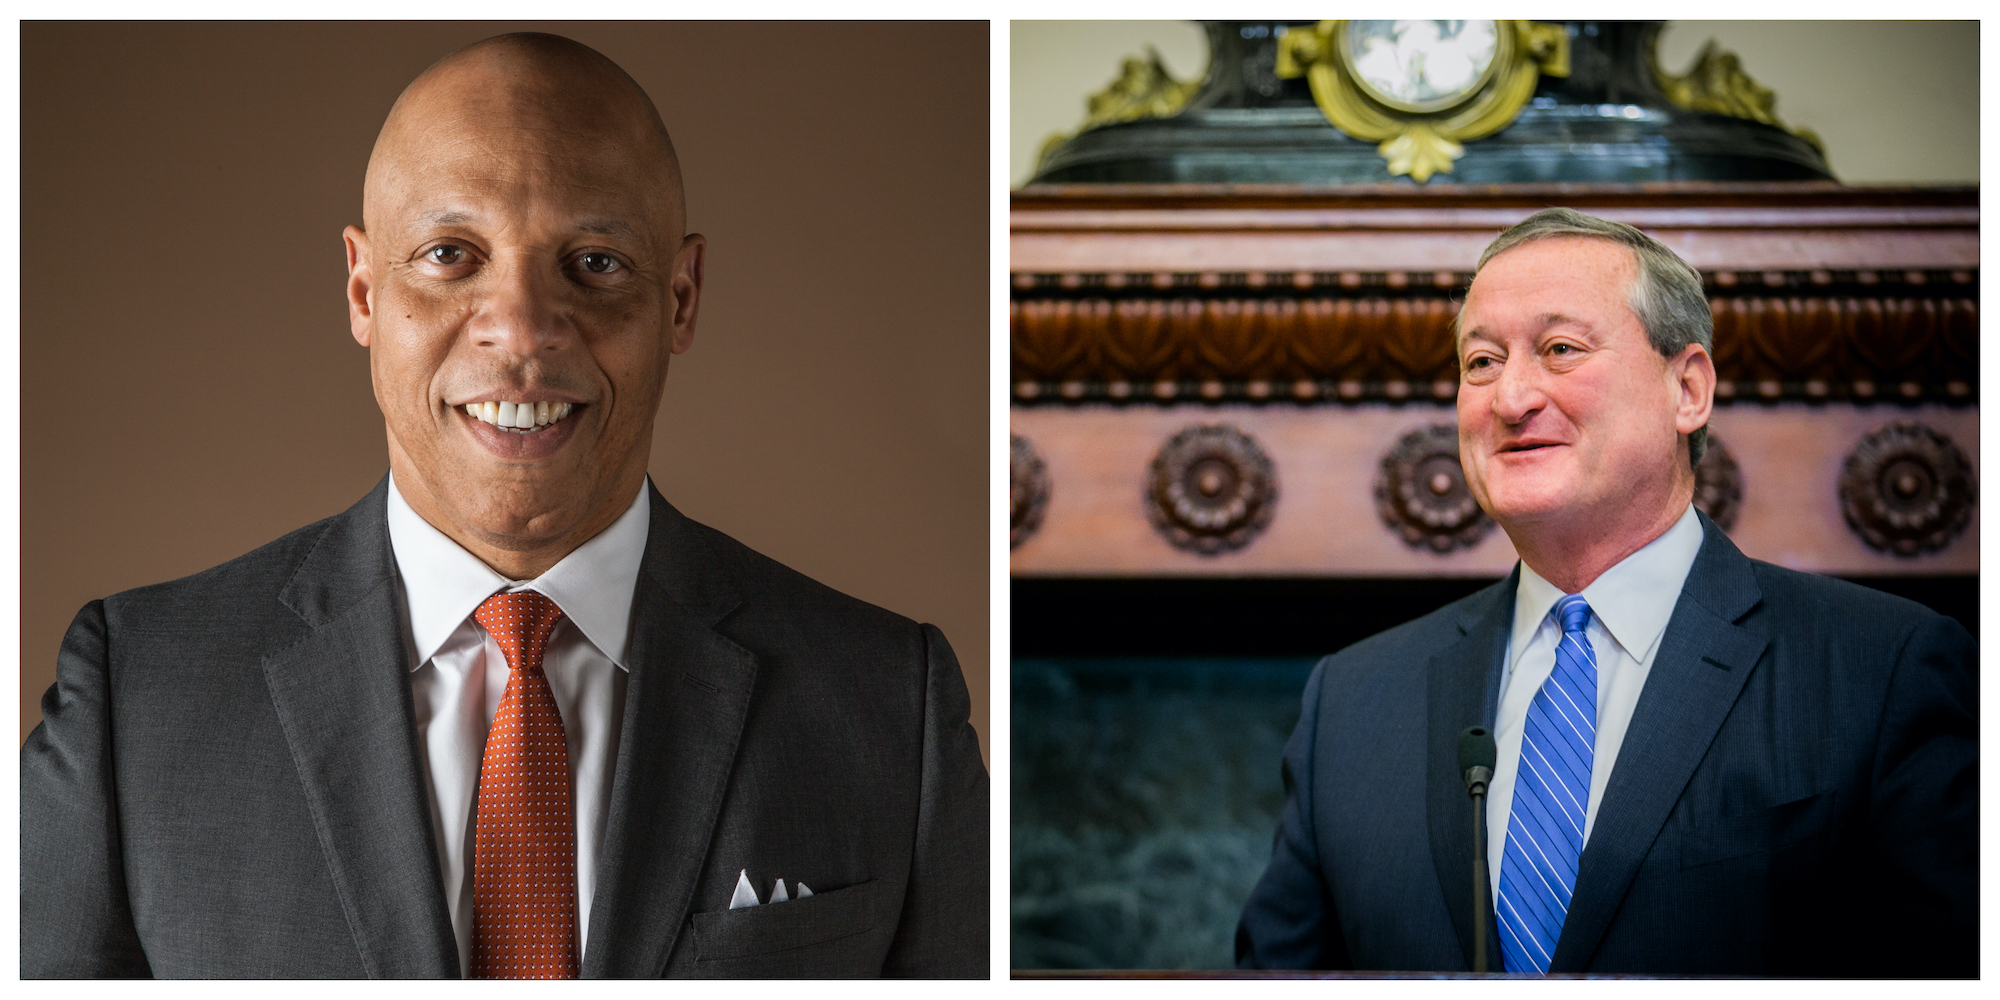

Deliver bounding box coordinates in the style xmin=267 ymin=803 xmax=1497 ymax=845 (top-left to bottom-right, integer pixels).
xmin=342 ymin=32 xmax=706 ymax=580
xmin=364 ymin=32 xmax=685 ymax=239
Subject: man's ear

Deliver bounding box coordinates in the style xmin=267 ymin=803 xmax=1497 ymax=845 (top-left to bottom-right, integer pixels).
xmin=344 ymin=225 xmax=374 ymax=347
xmin=669 ymin=233 xmax=706 ymax=355
xmin=1672 ymin=341 xmax=1716 ymax=436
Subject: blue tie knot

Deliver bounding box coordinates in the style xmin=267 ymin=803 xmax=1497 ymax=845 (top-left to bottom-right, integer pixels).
xmin=1556 ymin=594 xmax=1592 ymax=637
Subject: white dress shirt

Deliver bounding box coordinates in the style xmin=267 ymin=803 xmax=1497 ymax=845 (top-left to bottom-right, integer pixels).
xmin=1487 ymin=504 xmax=1703 ymax=898
xmin=387 ymin=475 xmax=649 ymax=977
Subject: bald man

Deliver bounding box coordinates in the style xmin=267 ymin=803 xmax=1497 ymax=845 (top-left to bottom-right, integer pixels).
xmin=22 ymin=34 xmax=988 ymax=979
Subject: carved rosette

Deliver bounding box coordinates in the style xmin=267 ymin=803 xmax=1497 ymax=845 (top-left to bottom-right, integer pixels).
xmin=1375 ymin=424 xmax=1493 ymax=553
xmin=1838 ymin=422 xmax=1976 ymax=557
xmin=1146 ymin=425 xmax=1278 ymax=555
xmin=1010 ymin=434 xmax=1050 ymax=550
xmin=1692 ymin=435 xmax=1744 ymax=531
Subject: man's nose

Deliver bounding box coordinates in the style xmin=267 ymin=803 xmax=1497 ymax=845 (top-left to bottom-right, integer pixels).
xmin=1489 ymin=356 xmax=1547 ymax=425
xmin=466 ymin=256 xmax=573 ymax=357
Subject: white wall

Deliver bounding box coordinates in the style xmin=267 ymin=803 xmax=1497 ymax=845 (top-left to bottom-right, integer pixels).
xmin=1010 ymin=20 xmax=1979 ymax=187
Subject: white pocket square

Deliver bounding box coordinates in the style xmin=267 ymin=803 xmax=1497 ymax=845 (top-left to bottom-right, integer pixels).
xmin=728 ymin=868 xmax=814 ymax=909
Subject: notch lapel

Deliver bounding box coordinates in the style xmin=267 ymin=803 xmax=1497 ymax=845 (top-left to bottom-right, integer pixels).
xmin=1550 ymin=515 xmax=1768 ymax=971
xmin=1426 ymin=572 xmax=1517 ymax=971
xmin=260 ymin=478 xmax=458 ymax=978
xmin=582 ymin=491 xmax=759 ymax=978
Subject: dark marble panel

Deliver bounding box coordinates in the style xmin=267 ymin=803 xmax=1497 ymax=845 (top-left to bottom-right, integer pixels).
xmin=1012 ymin=657 xmax=1316 ymax=970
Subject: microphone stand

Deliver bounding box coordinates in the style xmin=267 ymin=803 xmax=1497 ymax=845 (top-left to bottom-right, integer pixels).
xmin=1458 ymin=725 xmax=1497 ymax=974
xmin=1469 ymin=766 xmax=1491 ymax=973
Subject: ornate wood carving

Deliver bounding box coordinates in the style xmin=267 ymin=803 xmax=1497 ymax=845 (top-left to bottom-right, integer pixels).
xmin=1013 ymin=270 xmax=1977 ymax=405
xmin=1837 ymin=421 xmax=1975 ymax=557
xmin=1011 ymin=434 xmax=1051 ymax=550
xmin=1146 ymin=425 xmax=1278 ymax=554
xmin=1374 ymin=424 xmax=1494 ymax=553
xmin=1692 ymin=435 xmax=1743 ymax=531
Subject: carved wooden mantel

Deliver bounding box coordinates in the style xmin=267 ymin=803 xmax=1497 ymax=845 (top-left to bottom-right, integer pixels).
xmin=1010 ymin=182 xmax=1977 ymax=577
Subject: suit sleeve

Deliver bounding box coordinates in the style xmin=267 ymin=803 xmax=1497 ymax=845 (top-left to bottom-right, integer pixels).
xmin=880 ymin=623 xmax=989 ymax=977
xmin=20 ymin=600 xmax=154 ymax=978
xmin=1861 ymin=613 xmax=1977 ymax=977
xmin=1235 ymin=657 xmax=1350 ymax=970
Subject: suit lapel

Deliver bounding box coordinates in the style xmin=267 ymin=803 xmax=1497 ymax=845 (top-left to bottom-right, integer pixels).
xmin=1551 ymin=514 xmax=1768 ymax=971
xmin=261 ymin=477 xmax=459 ymax=978
xmin=583 ymin=489 xmax=759 ymax=978
xmin=1426 ymin=571 xmax=1517 ymax=971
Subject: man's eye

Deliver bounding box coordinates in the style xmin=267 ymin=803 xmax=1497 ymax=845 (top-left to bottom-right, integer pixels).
xmin=427 ymin=245 xmax=466 ymax=265
xmin=1550 ymin=343 xmax=1573 ymax=355
xmin=578 ymin=253 xmax=621 ymax=274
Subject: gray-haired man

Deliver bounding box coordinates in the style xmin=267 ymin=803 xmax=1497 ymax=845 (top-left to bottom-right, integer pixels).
xmin=1236 ymin=208 xmax=1976 ymax=976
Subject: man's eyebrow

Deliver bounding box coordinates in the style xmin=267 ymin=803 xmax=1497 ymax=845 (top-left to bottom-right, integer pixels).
xmin=417 ymin=209 xmax=477 ymax=226
xmin=576 ymin=219 xmax=640 ymax=239
xmin=1457 ymin=311 xmax=1595 ymax=351
xmin=1537 ymin=312 xmax=1590 ymax=331
xmin=409 ymin=210 xmax=644 ymax=241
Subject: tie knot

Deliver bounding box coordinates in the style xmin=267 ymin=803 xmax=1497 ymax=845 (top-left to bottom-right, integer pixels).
xmin=473 ymin=591 xmax=566 ymax=674
xmin=1555 ymin=593 xmax=1592 ymax=636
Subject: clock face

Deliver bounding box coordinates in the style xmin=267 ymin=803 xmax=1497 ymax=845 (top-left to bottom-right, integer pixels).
xmin=1343 ymin=20 xmax=1501 ymax=112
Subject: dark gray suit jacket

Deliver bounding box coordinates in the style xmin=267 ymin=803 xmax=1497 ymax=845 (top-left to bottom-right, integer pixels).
xmin=1237 ymin=514 xmax=1977 ymax=976
xmin=22 ymin=477 xmax=989 ymax=978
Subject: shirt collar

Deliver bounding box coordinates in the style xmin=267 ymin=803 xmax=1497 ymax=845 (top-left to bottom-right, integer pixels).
xmin=386 ymin=474 xmax=651 ymax=671
xmin=1510 ymin=504 xmax=1705 ymax=668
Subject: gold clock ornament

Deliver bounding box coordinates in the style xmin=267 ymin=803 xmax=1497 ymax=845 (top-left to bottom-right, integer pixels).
xmin=1277 ymin=19 xmax=1569 ymax=182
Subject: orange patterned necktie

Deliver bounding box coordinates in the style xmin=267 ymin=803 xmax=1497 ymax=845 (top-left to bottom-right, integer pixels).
xmin=470 ymin=591 xmax=580 ymax=979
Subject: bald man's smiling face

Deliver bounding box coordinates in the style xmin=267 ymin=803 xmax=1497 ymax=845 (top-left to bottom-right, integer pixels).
xmin=345 ymin=48 xmax=702 ymax=578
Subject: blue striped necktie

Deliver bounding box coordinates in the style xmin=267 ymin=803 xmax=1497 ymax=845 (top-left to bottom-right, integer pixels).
xmin=1497 ymin=593 xmax=1597 ymax=974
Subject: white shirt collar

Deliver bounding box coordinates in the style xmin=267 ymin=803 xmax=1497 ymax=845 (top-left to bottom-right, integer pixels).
xmin=1510 ymin=504 xmax=1705 ymax=667
xmin=386 ymin=474 xmax=651 ymax=670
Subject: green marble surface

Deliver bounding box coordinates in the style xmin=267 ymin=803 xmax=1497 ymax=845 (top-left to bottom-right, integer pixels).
xmin=1011 ymin=657 xmax=1317 ymax=970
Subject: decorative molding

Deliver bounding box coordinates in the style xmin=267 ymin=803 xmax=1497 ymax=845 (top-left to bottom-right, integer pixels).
xmin=1011 ymin=434 xmax=1051 ymax=550
xmin=1011 ymin=405 xmax=1977 ymax=577
xmin=1374 ymin=424 xmax=1493 ymax=553
xmin=1146 ymin=425 xmax=1278 ymax=555
xmin=1692 ymin=435 xmax=1744 ymax=531
xmin=1838 ymin=421 xmax=1976 ymax=557
xmin=1010 ymin=184 xmax=1980 ymax=278
xmin=1012 ymin=271 xmax=1977 ymax=405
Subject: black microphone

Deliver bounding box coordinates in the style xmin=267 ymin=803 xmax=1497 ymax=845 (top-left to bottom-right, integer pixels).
xmin=1458 ymin=725 xmax=1497 ymax=973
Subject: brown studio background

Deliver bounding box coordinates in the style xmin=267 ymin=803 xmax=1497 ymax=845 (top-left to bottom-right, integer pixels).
xmin=20 ymin=21 xmax=991 ymax=760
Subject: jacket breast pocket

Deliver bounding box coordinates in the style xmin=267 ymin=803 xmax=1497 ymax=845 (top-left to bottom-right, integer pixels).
xmin=1679 ymin=791 xmax=1837 ymax=870
xmin=688 ymin=879 xmax=894 ymax=978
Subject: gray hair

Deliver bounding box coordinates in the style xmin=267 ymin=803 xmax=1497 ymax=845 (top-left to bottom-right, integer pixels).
xmin=1459 ymin=207 xmax=1714 ymax=468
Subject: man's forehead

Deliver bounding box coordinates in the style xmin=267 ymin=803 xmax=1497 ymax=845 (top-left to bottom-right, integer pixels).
xmin=364 ymin=36 xmax=682 ymax=239
xmin=370 ymin=138 xmax=674 ymax=242
xmin=1459 ymin=244 xmax=1638 ymax=349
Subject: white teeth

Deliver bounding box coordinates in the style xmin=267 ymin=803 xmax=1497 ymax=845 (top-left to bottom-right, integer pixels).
xmin=463 ymin=399 xmax=575 ymax=432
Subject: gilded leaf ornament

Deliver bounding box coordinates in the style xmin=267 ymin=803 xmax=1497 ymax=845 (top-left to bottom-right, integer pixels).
xmin=1378 ymin=125 xmax=1464 ymax=184
xmin=1037 ymin=47 xmax=1200 ymax=173
xmin=1655 ymin=40 xmax=1823 ymax=154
